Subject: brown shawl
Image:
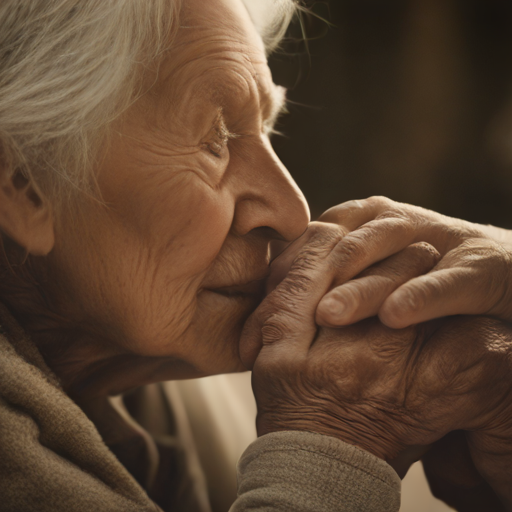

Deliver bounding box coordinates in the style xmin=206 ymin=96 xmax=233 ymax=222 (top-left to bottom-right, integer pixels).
xmin=0 ymin=303 xmax=205 ymax=512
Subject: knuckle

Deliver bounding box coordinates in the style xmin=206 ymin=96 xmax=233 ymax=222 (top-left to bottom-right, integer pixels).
xmin=448 ymin=239 xmax=511 ymax=275
xmin=455 ymin=238 xmax=504 ymax=258
xmin=327 ymin=199 xmax=365 ymax=215
xmin=279 ymin=266 xmax=315 ymax=296
xmin=256 ymin=296 xmax=307 ymax=344
xmin=407 ymin=242 xmax=441 ymax=266
xmin=304 ymin=221 xmax=328 ymax=237
xmin=306 ymin=221 xmax=345 ymax=245
xmin=463 ymin=315 xmax=512 ymax=338
xmin=256 ymin=307 xmax=294 ymax=343
xmin=261 ymin=315 xmax=287 ymax=345
xmin=332 ymin=237 xmax=365 ymax=267
xmin=455 ymin=238 xmax=490 ymax=255
xmin=318 ymin=200 xmax=366 ymax=223
xmin=342 ymin=199 xmax=366 ymax=210
xmin=366 ymin=195 xmax=392 ymax=209
xmin=251 ymin=301 xmax=273 ymax=328
xmin=291 ymin=223 xmax=345 ymax=263
xmin=332 ymin=228 xmax=372 ymax=265
xmin=435 ymin=316 xmax=512 ymax=367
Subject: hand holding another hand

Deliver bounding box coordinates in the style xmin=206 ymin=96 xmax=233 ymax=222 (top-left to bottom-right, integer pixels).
xmin=268 ymin=197 xmax=512 ymax=329
xmin=242 ymin=222 xmax=512 ymax=510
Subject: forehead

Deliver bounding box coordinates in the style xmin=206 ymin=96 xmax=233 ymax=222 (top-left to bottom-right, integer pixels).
xmin=153 ymin=0 xmax=275 ymax=113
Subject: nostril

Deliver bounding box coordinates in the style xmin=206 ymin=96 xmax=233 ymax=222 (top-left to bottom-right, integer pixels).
xmin=251 ymin=226 xmax=282 ymax=239
xmin=27 ymin=188 xmax=42 ymax=207
xmin=11 ymin=170 xmax=29 ymax=190
xmin=269 ymin=239 xmax=291 ymax=262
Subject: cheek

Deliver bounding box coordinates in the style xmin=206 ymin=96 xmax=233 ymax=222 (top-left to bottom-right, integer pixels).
xmin=90 ymin=157 xmax=236 ymax=355
xmin=103 ymin=158 xmax=235 ymax=277
xmin=152 ymin=178 xmax=234 ymax=278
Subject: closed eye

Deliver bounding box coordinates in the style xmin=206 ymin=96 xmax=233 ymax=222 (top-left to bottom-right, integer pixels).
xmin=201 ymin=110 xmax=238 ymax=158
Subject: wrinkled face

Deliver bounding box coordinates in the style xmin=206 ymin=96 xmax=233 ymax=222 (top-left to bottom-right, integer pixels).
xmin=49 ymin=0 xmax=309 ymax=379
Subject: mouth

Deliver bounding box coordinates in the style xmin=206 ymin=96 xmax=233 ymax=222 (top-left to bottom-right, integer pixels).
xmin=206 ymin=278 xmax=266 ymax=299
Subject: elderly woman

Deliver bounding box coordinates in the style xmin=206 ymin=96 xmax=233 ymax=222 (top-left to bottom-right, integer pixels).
xmin=2 ymin=0 xmax=512 ymax=511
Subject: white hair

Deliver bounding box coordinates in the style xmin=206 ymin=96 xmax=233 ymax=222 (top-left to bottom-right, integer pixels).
xmin=0 ymin=0 xmax=297 ymax=205
xmin=242 ymin=0 xmax=297 ymax=54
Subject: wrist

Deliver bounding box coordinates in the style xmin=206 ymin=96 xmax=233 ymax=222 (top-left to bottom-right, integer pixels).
xmin=256 ymin=411 xmax=402 ymax=462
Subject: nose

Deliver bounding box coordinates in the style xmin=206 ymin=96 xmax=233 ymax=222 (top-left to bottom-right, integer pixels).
xmin=230 ymin=136 xmax=310 ymax=241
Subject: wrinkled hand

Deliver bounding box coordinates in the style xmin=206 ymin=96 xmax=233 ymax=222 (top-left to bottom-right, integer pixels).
xmin=241 ymin=224 xmax=512 ymax=508
xmin=269 ymin=197 xmax=512 ymax=329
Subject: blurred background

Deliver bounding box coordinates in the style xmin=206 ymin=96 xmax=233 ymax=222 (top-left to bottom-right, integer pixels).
xmin=265 ymin=1 xmax=512 ymax=509
xmin=269 ymin=0 xmax=512 ymax=227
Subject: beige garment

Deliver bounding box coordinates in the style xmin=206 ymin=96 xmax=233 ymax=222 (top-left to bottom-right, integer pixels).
xmin=0 ymin=302 xmax=402 ymax=511
xmin=0 ymin=303 xmax=160 ymax=512
xmin=235 ymin=431 xmax=401 ymax=511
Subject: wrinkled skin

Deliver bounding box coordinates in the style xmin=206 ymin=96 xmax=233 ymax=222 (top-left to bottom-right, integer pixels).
xmin=242 ymin=222 xmax=512 ymax=510
xmin=0 ymin=0 xmax=309 ymax=397
xmin=268 ymin=196 xmax=512 ymax=330
xmin=3 ymin=0 xmax=512 ymax=507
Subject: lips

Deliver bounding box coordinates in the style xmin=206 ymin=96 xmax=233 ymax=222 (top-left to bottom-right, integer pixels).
xmin=207 ymin=277 xmax=267 ymax=299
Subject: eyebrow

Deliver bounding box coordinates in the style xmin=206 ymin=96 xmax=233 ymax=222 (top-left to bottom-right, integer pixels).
xmin=261 ymin=85 xmax=288 ymax=134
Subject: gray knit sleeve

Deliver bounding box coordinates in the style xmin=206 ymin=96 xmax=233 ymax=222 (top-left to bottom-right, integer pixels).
xmin=231 ymin=431 xmax=401 ymax=511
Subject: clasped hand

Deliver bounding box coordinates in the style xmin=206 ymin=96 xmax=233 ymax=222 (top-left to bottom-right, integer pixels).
xmin=268 ymin=196 xmax=512 ymax=328
xmin=240 ymin=197 xmax=512 ymax=511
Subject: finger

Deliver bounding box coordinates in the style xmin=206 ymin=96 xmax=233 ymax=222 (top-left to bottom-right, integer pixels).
xmin=316 ymin=242 xmax=440 ymax=327
xmin=266 ymin=241 xmax=302 ymax=294
xmin=378 ymin=266 xmax=498 ymax=329
xmin=318 ymin=196 xmax=392 ymax=231
xmin=320 ymin=197 xmax=463 ymax=263
xmin=240 ymin=224 xmax=345 ymax=369
xmin=324 ymin=215 xmax=419 ymax=289
xmin=266 ymin=221 xmax=348 ymax=294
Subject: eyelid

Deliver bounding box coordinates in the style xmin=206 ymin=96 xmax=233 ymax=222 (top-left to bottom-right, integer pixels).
xmin=201 ymin=110 xmax=239 ymax=157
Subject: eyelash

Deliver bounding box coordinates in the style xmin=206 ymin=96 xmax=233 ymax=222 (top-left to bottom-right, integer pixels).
xmin=203 ymin=130 xmax=228 ymax=158
xmin=202 ymin=114 xmax=233 ymax=159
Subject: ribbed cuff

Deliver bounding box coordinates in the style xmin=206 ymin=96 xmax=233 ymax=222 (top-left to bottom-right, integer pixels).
xmin=234 ymin=431 xmax=400 ymax=512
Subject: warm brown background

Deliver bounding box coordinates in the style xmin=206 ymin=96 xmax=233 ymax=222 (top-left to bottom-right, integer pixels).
xmin=267 ymin=5 xmax=509 ymax=509
xmin=269 ymin=0 xmax=512 ymax=227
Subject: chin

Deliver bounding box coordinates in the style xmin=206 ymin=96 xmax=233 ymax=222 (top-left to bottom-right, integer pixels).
xmin=191 ymin=289 xmax=263 ymax=374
